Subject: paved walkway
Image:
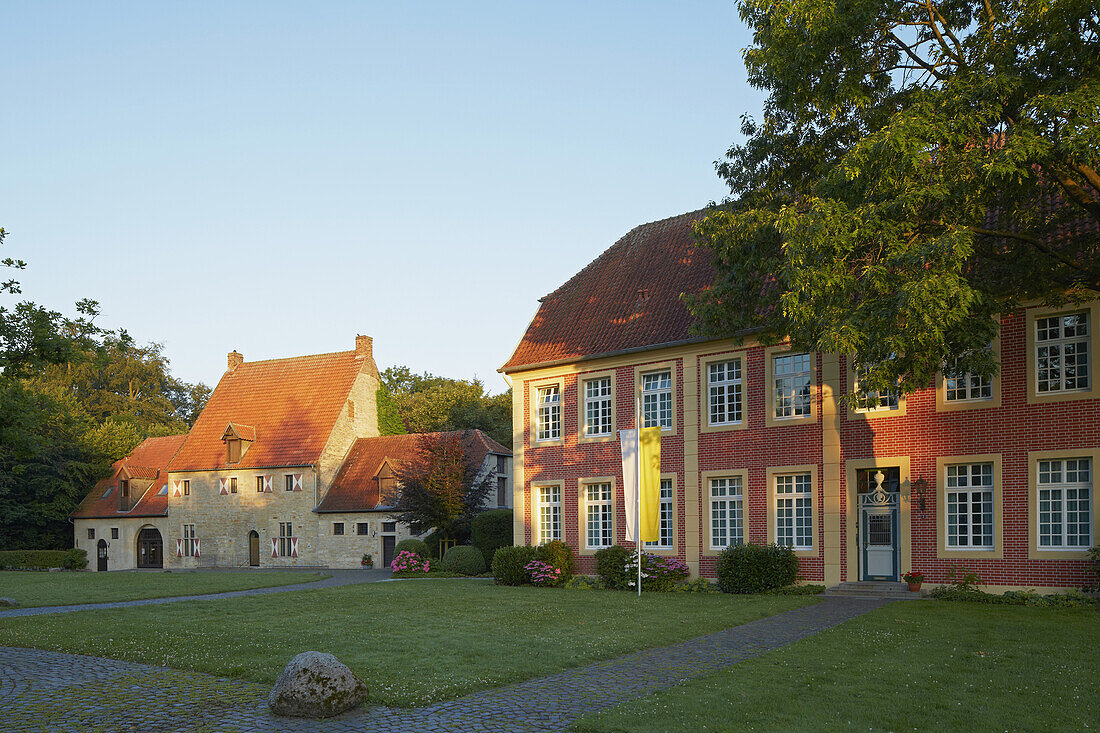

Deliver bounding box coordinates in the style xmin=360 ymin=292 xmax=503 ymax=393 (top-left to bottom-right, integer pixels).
xmin=0 ymin=596 xmax=889 ymax=732
xmin=0 ymin=569 xmax=393 ymax=619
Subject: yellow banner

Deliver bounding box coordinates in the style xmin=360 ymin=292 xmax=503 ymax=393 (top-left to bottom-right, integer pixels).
xmin=639 ymin=426 xmax=661 ymax=543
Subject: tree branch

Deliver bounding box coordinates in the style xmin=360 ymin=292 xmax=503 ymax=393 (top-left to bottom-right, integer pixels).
xmin=885 ymin=30 xmax=945 ymax=81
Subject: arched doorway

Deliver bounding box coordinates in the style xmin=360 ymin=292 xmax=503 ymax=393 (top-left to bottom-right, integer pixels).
xmin=137 ymin=527 xmax=163 ymax=569
xmin=248 ymin=530 xmax=260 ymax=567
xmin=97 ymin=539 xmax=108 ymax=572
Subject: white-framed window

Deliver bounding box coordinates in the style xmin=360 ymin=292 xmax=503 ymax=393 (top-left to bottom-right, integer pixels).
xmin=645 ymin=478 xmax=674 ymax=549
xmin=1036 ymin=312 xmax=1090 ymax=394
xmin=537 ymin=485 xmax=562 ymax=544
xmin=277 ymin=522 xmax=293 ymax=556
xmin=1038 ymin=458 xmax=1092 ymax=548
xmin=946 ymin=463 xmax=994 ymax=549
xmin=710 ymin=477 xmax=744 ymax=549
xmin=583 ymin=377 xmax=613 ymax=437
xmin=641 ymin=370 xmax=672 ymax=429
xmin=944 ymin=355 xmax=993 ymax=401
xmin=853 ymin=364 xmax=899 ymax=410
xmin=775 ymin=473 xmax=812 ymax=550
xmin=708 ymin=359 xmax=742 ymax=425
xmin=773 ymin=353 xmax=811 ymax=418
xmin=536 ymin=386 xmax=561 ymax=441
xmin=182 ymin=524 xmax=197 ymax=557
xmin=584 ymin=482 xmax=613 ymax=549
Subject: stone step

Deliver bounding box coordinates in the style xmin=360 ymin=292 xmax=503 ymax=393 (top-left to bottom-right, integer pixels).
xmin=836 ymin=581 xmax=909 ymax=591
xmin=824 ymin=588 xmax=923 ymax=600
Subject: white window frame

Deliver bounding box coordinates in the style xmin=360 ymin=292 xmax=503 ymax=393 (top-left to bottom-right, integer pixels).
xmin=708 ymin=359 xmax=743 ymax=426
xmin=852 ymin=363 xmax=900 ymax=411
xmin=536 ymin=385 xmax=561 ymax=442
xmin=641 ymin=370 xmax=673 ymax=430
xmin=583 ymin=377 xmax=613 ymax=437
xmin=182 ymin=524 xmax=197 ymax=557
xmin=1035 ymin=312 xmax=1090 ymax=394
xmin=645 ymin=478 xmax=675 ymax=549
xmin=1037 ymin=458 xmax=1093 ymax=549
xmin=773 ymin=353 xmax=812 ymax=419
xmin=709 ymin=476 xmax=744 ymax=550
xmin=278 ymin=522 xmax=293 ymax=557
xmin=944 ymin=359 xmax=993 ymax=403
xmin=945 ymin=462 xmax=995 ymax=550
xmin=583 ymin=482 xmax=613 ymax=550
xmin=775 ymin=473 xmax=813 ymax=550
xmin=536 ymin=484 xmax=562 ymax=544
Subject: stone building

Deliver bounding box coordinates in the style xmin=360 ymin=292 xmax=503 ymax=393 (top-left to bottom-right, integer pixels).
xmin=72 ymin=336 xmax=511 ymax=571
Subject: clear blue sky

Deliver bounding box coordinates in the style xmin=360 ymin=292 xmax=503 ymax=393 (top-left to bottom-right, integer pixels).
xmin=2 ymin=2 xmax=759 ymax=393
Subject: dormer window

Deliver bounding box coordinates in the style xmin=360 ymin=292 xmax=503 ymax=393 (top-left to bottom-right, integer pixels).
xmin=227 ymin=439 xmax=241 ymax=463
xmin=221 ymin=423 xmax=255 ymax=465
xmin=120 ymin=480 xmax=130 ymax=500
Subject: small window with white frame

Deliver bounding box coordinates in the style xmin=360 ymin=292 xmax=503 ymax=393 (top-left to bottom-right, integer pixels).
xmin=944 ymin=356 xmax=993 ymax=402
xmin=1037 ymin=458 xmax=1092 ymax=548
xmin=708 ymin=359 xmax=743 ymax=426
xmin=645 ymin=478 xmax=675 ymax=549
xmin=945 ymin=462 xmax=994 ymax=549
xmin=583 ymin=377 xmax=613 ymax=437
xmin=536 ymin=385 xmax=561 ymax=441
xmin=775 ymin=473 xmax=812 ymax=550
xmin=182 ymin=524 xmax=197 ymax=557
xmin=641 ymin=370 xmax=672 ymax=429
xmin=584 ymin=482 xmax=613 ymax=549
xmin=773 ymin=353 xmax=812 ymax=418
xmin=709 ymin=476 xmax=744 ymax=549
xmin=1036 ymin=312 xmax=1090 ymax=394
xmin=537 ymin=485 xmax=562 ymax=544
xmin=852 ymin=363 xmax=899 ymax=411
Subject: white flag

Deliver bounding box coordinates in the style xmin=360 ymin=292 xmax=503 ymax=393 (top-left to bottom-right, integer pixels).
xmin=620 ymin=428 xmax=639 ymax=541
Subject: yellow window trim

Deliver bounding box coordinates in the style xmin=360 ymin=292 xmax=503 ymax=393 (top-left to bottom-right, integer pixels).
xmin=846 ymin=359 xmax=907 ymax=420
xmin=633 ymin=360 xmax=679 ymax=437
xmin=699 ymin=349 xmax=750 ymax=433
xmin=577 ymin=476 xmax=617 ymax=556
xmin=700 ymin=469 xmax=750 ymax=557
xmin=528 ymin=377 xmax=566 ymax=447
xmin=576 ymin=370 xmax=617 ymax=444
xmin=1027 ymin=447 xmax=1099 ymax=560
xmin=1025 ymin=300 xmax=1100 ymax=405
xmin=764 ymin=345 xmax=819 ymax=428
xmin=766 ymin=464 xmax=819 ymax=558
xmin=935 ymin=454 xmax=1004 ymax=560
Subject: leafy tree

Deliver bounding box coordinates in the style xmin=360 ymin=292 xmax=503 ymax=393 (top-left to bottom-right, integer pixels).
xmin=376 ymin=383 xmax=407 ymax=436
xmin=690 ymin=0 xmax=1099 ymax=397
xmin=393 ymin=433 xmax=494 ymax=540
xmin=381 ymin=366 xmax=512 ymax=447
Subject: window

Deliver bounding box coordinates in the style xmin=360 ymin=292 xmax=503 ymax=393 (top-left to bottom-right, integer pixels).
xmin=382 ymin=521 xmax=396 ymax=533
xmin=87 ymin=528 xmax=95 ymax=540
xmin=641 ymin=370 xmax=672 ymax=429
xmin=333 ymin=522 xmax=344 ymax=536
xmin=946 ymin=463 xmax=994 ymax=549
xmin=182 ymin=480 xmax=190 ymax=496
xmin=853 ymin=364 xmax=899 ymax=411
xmin=708 ymin=359 xmax=743 ymax=426
xmin=710 ymin=477 xmax=744 ymax=549
xmin=536 ymin=385 xmax=561 ymax=441
xmin=775 ymin=473 xmax=813 ymax=550
xmin=1038 ymin=458 xmax=1092 ymax=548
xmin=256 ymin=476 xmax=264 ymax=493
xmin=285 ymin=475 xmax=294 ymax=492
xmin=229 ymin=477 xmax=238 ymax=494
xmin=584 ymin=482 xmax=613 ymax=549
xmin=1036 ymin=312 xmax=1090 ymax=394
xmin=496 ymin=455 xmax=506 ymax=474
xmin=156 ymin=484 xmax=169 ymax=496
xmin=497 ymin=476 xmax=507 ymax=506
xmin=356 ymin=522 xmax=369 ymax=536
xmin=182 ymin=524 xmax=197 ymax=557
xmin=773 ymin=353 xmax=811 ymax=418
xmin=645 ymin=478 xmax=674 ymax=549
xmin=101 ymin=487 xmax=114 ymax=499
xmin=583 ymin=377 xmax=613 ymax=436
xmin=537 ymin=484 xmax=562 ymax=544
xmin=111 ymin=527 xmax=119 ymax=539
xmin=944 ymin=360 xmax=992 ymax=402
xmin=227 ymin=438 xmax=241 ymax=463
xmin=120 ymin=480 xmax=130 ymax=500
xmin=277 ymin=522 xmax=292 ymax=557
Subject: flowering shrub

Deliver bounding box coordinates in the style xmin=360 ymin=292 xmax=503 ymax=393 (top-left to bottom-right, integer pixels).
xmin=531 ymin=540 xmax=575 ymax=583
xmin=391 ymin=550 xmax=430 ymax=576
xmin=902 ymin=571 xmax=924 ymax=584
xmin=525 ymin=559 xmax=563 ymax=587
xmin=625 ymin=553 xmax=691 ymax=592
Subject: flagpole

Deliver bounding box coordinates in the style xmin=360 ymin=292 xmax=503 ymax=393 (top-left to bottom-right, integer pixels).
xmin=636 ymin=392 xmax=642 ymax=598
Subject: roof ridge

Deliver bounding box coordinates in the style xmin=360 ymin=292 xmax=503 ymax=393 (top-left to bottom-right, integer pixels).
xmin=232 ymin=349 xmax=358 ymax=367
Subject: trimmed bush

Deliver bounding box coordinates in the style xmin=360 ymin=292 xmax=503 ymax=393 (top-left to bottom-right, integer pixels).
xmin=764 ymin=584 xmax=826 ymax=595
xmin=930 ymin=586 xmax=1097 ymax=608
xmin=472 ymin=509 xmax=513 ymax=567
xmin=442 ymin=545 xmax=486 ymax=576
xmin=563 ymin=575 xmax=605 ymax=590
xmin=491 ymin=545 xmax=536 ymax=585
xmin=673 ymin=578 xmax=720 ymax=594
xmin=0 ymin=549 xmax=87 ymax=571
xmin=394 ymin=538 xmax=430 ymax=561
xmin=532 ymin=539 xmax=575 ymax=585
xmin=716 ymin=543 xmax=799 ymax=593
xmin=595 ymin=545 xmax=633 ymax=589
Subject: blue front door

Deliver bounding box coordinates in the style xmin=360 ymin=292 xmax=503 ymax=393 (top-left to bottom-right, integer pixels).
xmin=861 ymin=505 xmax=899 ymax=581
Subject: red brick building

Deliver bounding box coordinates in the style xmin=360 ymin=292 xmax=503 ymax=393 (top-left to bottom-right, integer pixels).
xmin=501 ymin=210 xmax=1098 ymax=590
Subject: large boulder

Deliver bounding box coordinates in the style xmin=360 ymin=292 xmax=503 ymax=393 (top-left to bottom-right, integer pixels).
xmin=267 ymin=651 xmax=368 ymax=718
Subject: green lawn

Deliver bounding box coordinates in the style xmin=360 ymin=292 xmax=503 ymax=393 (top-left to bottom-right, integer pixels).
xmin=0 ymin=570 xmax=327 ymax=607
xmin=0 ymin=580 xmax=814 ymax=707
xmin=575 ymin=601 xmax=1100 ymax=732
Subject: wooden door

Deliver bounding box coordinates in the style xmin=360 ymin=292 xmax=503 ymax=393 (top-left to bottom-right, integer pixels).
xmin=382 ymin=535 xmax=396 ymax=569
xmin=248 ymin=531 xmax=260 ymax=567
xmin=97 ymin=539 xmax=108 ymax=571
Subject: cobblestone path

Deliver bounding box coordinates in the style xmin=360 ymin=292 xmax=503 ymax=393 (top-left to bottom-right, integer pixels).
xmin=0 ymin=596 xmax=886 ymax=732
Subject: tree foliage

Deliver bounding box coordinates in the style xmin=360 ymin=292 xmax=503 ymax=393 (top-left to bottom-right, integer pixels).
xmin=690 ymin=0 xmax=1100 ymax=396
xmin=392 ymin=433 xmax=494 ymax=539
xmin=381 ymin=366 xmax=511 ymax=448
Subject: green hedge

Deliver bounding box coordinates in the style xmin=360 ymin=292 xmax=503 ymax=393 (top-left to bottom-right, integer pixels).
xmin=0 ymin=549 xmax=87 ymax=571
xmin=594 ymin=546 xmax=633 ymax=589
xmin=472 ymin=509 xmax=513 ymax=567
xmin=930 ymin=586 xmax=1097 ymax=608
xmin=491 ymin=545 xmax=536 ymax=585
xmin=716 ymin=543 xmax=799 ymax=593
xmin=532 ymin=539 xmax=575 ymax=585
xmin=441 ymin=545 xmax=486 ymax=576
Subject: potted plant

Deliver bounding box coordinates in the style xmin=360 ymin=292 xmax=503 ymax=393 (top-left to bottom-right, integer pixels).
xmin=902 ymin=570 xmax=924 ymax=592
xmin=361 ymin=553 xmax=374 ymax=569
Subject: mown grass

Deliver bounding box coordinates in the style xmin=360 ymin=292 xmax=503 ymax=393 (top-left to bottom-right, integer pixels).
xmin=574 ymin=600 xmax=1100 ymax=732
xmin=0 ymin=580 xmax=814 ymax=707
xmin=0 ymin=570 xmax=326 ymax=607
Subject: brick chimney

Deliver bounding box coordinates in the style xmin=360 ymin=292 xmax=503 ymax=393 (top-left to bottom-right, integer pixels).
xmin=355 ymin=335 xmax=372 ymax=360
xmin=228 ymin=350 xmax=244 ymax=371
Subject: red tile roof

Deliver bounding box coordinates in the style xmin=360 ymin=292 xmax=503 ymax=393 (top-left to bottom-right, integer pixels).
xmin=501 ymin=210 xmax=715 ymax=372
xmin=72 ymin=435 xmax=187 ymax=519
xmin=168 ymin=350 xmax=370 ymax=472
xmin=316 ymin=430 xmax=511 ymax=513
